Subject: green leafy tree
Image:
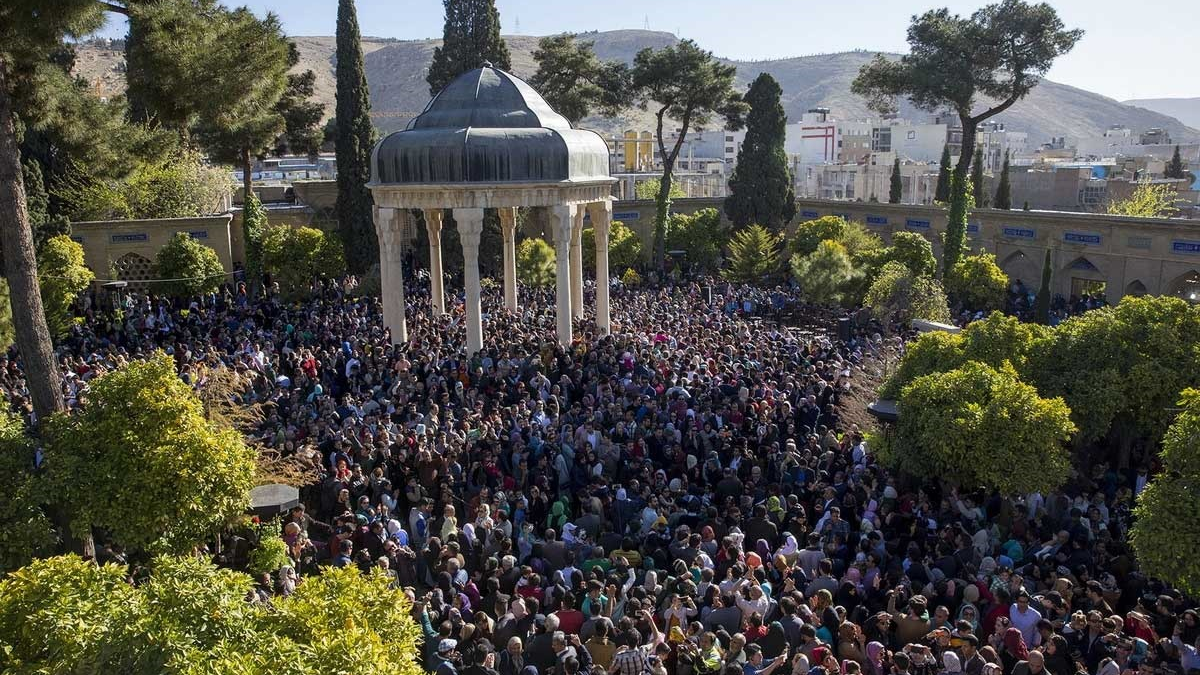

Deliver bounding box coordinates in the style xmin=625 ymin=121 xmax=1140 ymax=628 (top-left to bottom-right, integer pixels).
xmin=1131 ymin=388 xmax=1200 ymax=596
xmin=994 ymin=150 xmax=1012 ymax=209
xmin=1025 ymin=296 xmax=1200 ymax=448
xmin=888 ymin=157 xmax=903 ymax=204
xmin=1034 ymin=248 xmax=1052 ymax=324
xmin=883 ymin=361 xmax=1075 ymax=493
xmin=44 ymin=353 xmax=257 ymax=554
xmin=879 ymin=311 xmax=1050 ymax=398
xmin=665 ymin=208 xmax=727 ymax=272
xmin=242 ymin=191 xmax=268 ymax=286
xmin=0 ymin=555 xmax=426 ymax=675
xmin=945 ymin=252 xmax=1009 ymax=313
xmin=0 ymin=0 xmax=106 ymax=420
xmin=530 ymin=34 xmax=630 ymax=125
xmin=37 ymin=234 xmax=93 ymax=337
xmin=427 ymin=0 xmax=512 ymax=95
xmin=790 ymin=216 xmax=847 ymax=258
xmin=335 ymin=0 xmax=377 ymax=275
xmin=0 ymin=410 xmax=57 ymax=573
xmin=516 ymin=237 xmax=555 ymax=287
xmin=1164 ymin=145 xmax=1189 ymax=180
xmin=583 ymin=221 xmax=642 ymax=273
xmin=722 ymin=224 xmax=781 ymax=283
xmin=864 ymin=260 xmax=951 ymax=327
xmin=942 ymin=172 xmax=975 ymax=275
xmin=934 ymin=144 xmax=952 ymax=202
xmin=853 ymin=0 xmax=1081 ymax=275
xmin=1107 ymin=181 xmax=1179 ymax=218
xmin=790 ymin=240 xmax=857 ymax=306
xmin=59 ymin=149 xmax=232 ymax=221
xmin=635 ymin=177 xmax=685 ymax=201
xmin=839 ymin=221 xmax=888 ymax=305
xmin=247 ymin=527 xmax=291 ymax=576
xmin=971 ymin=146 xmax=988 ymax=208
xmin=156 ymin=232 xmax=226 ymax=298
xmin=261 ymin=225 xmax=348 ymax=299
xmin=882 ymin=231 xmax=937 ymax=277
xmin=631 ymin=39 xmax=747 ymax=267
xmin=725 ymin=73 xmax=796 ymax=230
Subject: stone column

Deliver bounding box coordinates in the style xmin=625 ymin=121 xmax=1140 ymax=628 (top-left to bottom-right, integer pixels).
xmin=570 ymin=207 xmax=585 ymax=319
xmin=423 ymin=208 xmax=446 ymax=316
xmin=374 ymin=207 xmax=408 ymax=344
xmin=499 ymin=207 xmax=518 ymax=311
xmin=453 ymin=207 xmax=486 ymax=356
xmin=551 ymin=204 xmax=576 ymax=346
xmin=588 ymin=201 xmax=612 ymax=335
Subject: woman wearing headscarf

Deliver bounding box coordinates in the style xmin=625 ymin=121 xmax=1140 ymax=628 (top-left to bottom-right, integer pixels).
xmin=941 ymin=652 xmax=964 ymax=675
xmin=1001 ymin=628 xmax=1029 ymax=675
xmin=864 ymin=643 xmax=887 ymax=675
xmin=837 ymin=622 xmax=867 ymax=667
xmin=758 ymin=622 xmax=787 ymax=660
xmin=774 ymin=534 xmax=800 ymax=564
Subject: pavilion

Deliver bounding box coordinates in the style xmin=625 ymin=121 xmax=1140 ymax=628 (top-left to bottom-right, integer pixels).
xmin=367 ymin=62 xmax=616 ymax=354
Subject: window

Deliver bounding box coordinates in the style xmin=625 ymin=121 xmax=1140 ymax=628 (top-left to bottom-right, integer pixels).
xmin=907 ymin=130 xmax=916 ymax=139
xmin=725 ymin=146 xmax=735 ymax=154
xmin=725 ymin=135 xmax=734 ymax=142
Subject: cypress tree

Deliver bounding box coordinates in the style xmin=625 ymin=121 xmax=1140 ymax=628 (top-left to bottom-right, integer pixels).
xmin=888 ymin=157 xmax=902 ymax=204
xmin=934 ymin=144 xmax=951 ymax=202
xmin=971 ymin=146 xmax=987 ymax=208
xmin=427 ymin=0 xmax=512 ymax=95
xmin=994 ymin=150 xmax=1012 ymax=209
xmin=335 ymin=0 xmax=377 ymax=275
xmin=1034 ymin=248 xmax=1053 ymax=325
xmin=1165 ymin=145 xmax=1188 ymax=180
xmin=725 ymin=73 xmax=795 ymax=230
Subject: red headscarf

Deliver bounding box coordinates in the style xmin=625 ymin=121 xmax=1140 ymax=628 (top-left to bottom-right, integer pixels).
xmin=1003 ymin=628 xmax=1029 ymax=660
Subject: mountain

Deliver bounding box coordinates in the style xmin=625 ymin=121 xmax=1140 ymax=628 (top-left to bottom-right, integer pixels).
xmin=1122 ymin=98 xmax=1200 ymax=132
xmin=74 ymin=30 xmax=1199 ymax=145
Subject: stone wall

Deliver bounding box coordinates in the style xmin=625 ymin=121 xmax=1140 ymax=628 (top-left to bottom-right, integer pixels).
xmin=71 ymin=215 xmax=234 ymax=285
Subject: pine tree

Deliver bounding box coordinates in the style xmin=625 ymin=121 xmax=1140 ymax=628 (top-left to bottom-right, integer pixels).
xmin=1034 ymin=248 xmax=1052 ymax=325
xmin=934 ymin=144 xmax=951 ymax=202
xmin=971 ymin=146 xmax=987 ymax=208
xmin=427 ymin=0 xmax=512 ymax=95
xmin=1165 ymin=145 xmax=1189 ymax=180
xmin=888 ymin=157 xmax=903 ymax=204
xmin=724 ymin=73 xmax=795 ymax=230
xmin=335 ymin=0 xmax=377 ymax=275
xmin=994 ymin=150 xmax=1012 ymax=209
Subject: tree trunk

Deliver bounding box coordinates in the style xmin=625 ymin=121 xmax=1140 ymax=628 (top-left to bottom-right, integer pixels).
xmin=654 ymin=167 xmax=672 ymax=269
xmin=0 ymin=63 xmax=65 ymax=423
xmin=241 ymin=146 xmax=253 ymax=208
xmin=955 ymin=118 xmax=977 ymax=180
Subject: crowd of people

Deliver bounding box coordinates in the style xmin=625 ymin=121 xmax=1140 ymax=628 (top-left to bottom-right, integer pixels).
xmin=4 ymin=266 xmax=1194 ymax=675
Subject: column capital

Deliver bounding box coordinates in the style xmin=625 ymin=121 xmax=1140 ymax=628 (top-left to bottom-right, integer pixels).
xmin=586 ymin=201 xmax=613 ymax=236
xmin=423 ymin=208 xmax=444 ymax=239
xmin=453 ymin=207 xmax=486 ymax=249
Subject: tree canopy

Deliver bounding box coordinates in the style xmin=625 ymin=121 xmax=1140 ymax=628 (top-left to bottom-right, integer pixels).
xmin=889 ymin=157 xmax=903 ymax=204
xmin=260 ymin=225 xmax=347 ymax=299
xmin=630 ymin=39 xmax=747 ymax=267
xmin=790 ymin=240 xmax=857 ymax=307
xmin=335 ymin=0 xmax=377 ymax=275
xmin=864 ymin=261 xmax=951 ymax=327
xmin=790 ymin=216 xmax=848 ymax=258
xmin=156 ymin=232 xmax=227 ymax=298
xmin=722 ymin=224 xmax=781 ymax=283
xmin=1130 ymin=388 xmax=1200 ymax=596
xmin=583 ymin=221 xmax=642 ymax=273
xmin=516 ymin=237 xmax=555 ymax=287
xmin=427 ymin=0 xmax=512 ymax=95
xmin=882 ymin=231 xmax=938 ymax=278
xmin=665 ymin=208 xmax=727 ymax=272
xmin=44 ymin=353 xmax=257 ymax=554
xmin=1107 ymin=181 xmax=1179 ymax=218
xmin=725 ymin=73 xmax=795 ymax=230
xmin=37 ymin=234 xmax=93 ymax=337
xmin=945 ymin=252 xmax=1009 ymax=313
xmin=882 ymin=360 xmax=1074 ymax=494
xmin=530 ymin=34 xmax=630 ymax=125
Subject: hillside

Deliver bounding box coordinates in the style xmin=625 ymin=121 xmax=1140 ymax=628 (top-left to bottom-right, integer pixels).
xmin=74 ymin=30 xmax=1199 ymax=144
xmin=1123 ymin=98 xmax=1200 ymax=132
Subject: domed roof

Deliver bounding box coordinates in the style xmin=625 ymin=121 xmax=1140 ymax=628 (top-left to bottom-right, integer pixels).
xmin=371 ymin=65 xmax=611 ymax=185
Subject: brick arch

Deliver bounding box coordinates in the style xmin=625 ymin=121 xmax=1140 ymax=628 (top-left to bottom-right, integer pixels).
xmin=1168 ymin=269 xmax=1200 ymax=302
xmin=1062 ymin=255 xmax=1105 ymax=279
xmin=1124 ymin=280 xmax=1148 ymax=297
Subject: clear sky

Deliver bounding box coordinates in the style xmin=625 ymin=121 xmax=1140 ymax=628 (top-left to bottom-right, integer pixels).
xmin=95 ymin=0 xmax=1199 ymax=102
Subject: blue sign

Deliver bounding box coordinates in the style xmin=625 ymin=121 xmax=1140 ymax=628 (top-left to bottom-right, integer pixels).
xmin=612 ymin=211 xmax=640 ymax=221
xmin=801 ymin=210 xmax=820 ymax=219
xmin=1064 ymin=232 xmax=1101 ymax=245
xmin=967 ymin=222 xmax=981 ymax=234
xmin=865 ymin=215 xmax=888 ymax=225
xmin=187 ymin=230 xmax=209 ymax=240
xmin=905 ymin=218 xmax=931 ymax=230
xmin=111 ymin=233 xmax=148 ymax=243
xmin=1002 ymin=227 xmax=1035 ymax=239
xmin=1173 ymin=240 xmax=1200 ymax=254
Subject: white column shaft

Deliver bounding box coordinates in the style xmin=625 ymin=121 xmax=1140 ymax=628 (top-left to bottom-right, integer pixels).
xmin=552 ymin=204 xmax=575 ymax=346
xmin=499 ymin=207 xmax=518 ymax=311
xmin=589 ymin=201 xmax=613 ymax=335
xmin=570 ymin=208 xmax=585 ymax=319
xmin=374 ymin=207 xmax=407 ymax=344
xmin=454 ymin=208 xmax=486 ymax=356
xmin=424 ymin=209 xmax=446 ymax=316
